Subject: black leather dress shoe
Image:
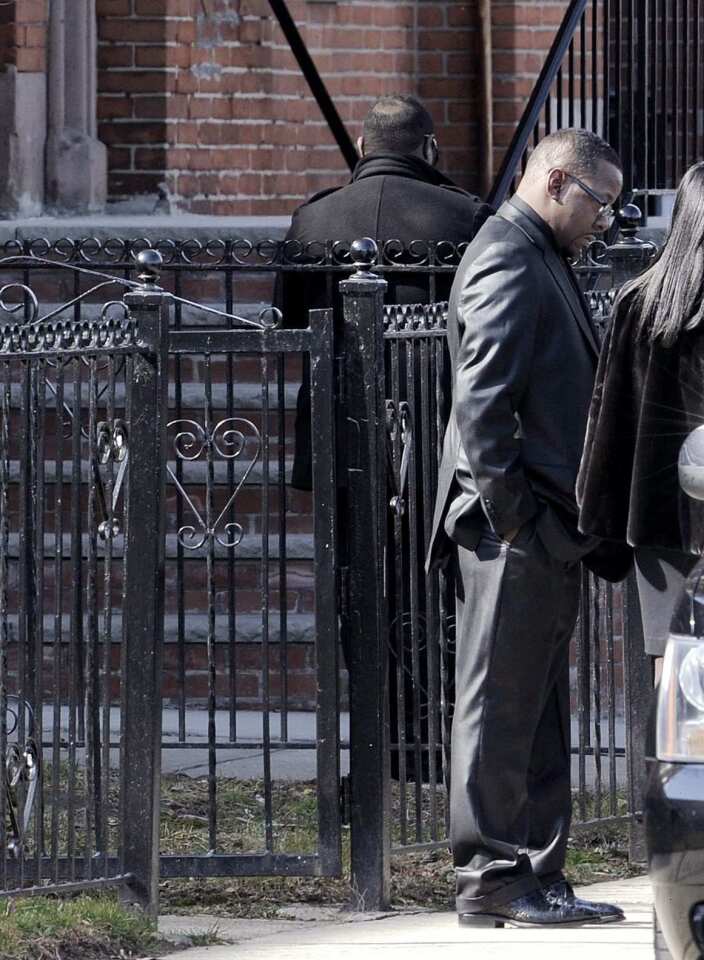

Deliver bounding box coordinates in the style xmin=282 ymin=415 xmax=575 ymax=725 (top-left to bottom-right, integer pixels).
xmin=543 ymin=879 xmax=625 ymax=923
xmin=458 ymin=887 xmax=599 ymax=928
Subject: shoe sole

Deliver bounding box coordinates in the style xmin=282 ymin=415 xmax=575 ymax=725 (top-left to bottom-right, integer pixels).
xmin=457 ymin=912 xmax=612 ymax=929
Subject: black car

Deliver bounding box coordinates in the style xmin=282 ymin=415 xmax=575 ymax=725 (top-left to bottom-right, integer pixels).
xmin=645 ymin=428 xmax=704 ymax=959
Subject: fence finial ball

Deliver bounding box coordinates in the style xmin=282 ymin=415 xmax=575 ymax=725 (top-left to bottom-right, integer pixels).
xmin=679 ymin=426 xmax=704 ymax=500
xmin=136 ymin=248 xmax=163 ymax=287
xmin=615 ymin=202 xmax=642 ymax=235
xmin=351 ymin=237 xmax=378 ymax=268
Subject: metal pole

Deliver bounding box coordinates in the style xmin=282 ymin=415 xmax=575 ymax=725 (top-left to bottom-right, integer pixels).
xmin=340 ymin=240 xmax=391 ymax=910
xmin=268 ymin=0 xmax=358 ymax=172
xmin=487 ymin=0 xmax=589 ymax=206
xmin=119 ymin=253 xmax=168 ymax=914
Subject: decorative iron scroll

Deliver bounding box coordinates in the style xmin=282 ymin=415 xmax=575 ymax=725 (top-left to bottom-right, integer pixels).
xmin=0 ymin=237 xmax=469 ymax=270
xmin=0 ymin=316 xmax=138 ymax=355
xmin=167 ymin=417 xmax=262 ymax=550
xmin=383 ymin=301 xmax=448 ymax=333
xmin=0 ymin=255 xmax=281 ymax=331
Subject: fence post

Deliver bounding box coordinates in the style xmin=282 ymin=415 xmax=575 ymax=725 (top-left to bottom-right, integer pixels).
xmin=119 ymin=251 xmax=168 ymax=915
xmin=339 ymin=239 xmax=391 ymax=910
xmin=606 ymin=203 xmax=657 ymax=287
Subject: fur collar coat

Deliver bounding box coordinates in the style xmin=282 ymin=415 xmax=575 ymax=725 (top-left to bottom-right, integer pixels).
xmin=577 ymin=295 xmax=704 ymax=554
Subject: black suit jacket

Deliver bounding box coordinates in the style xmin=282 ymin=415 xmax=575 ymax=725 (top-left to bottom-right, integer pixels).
xmin=428 ymin=196 xmax=602 ymax=570
xmin=277 ymin=152 xmax=492 ymax=488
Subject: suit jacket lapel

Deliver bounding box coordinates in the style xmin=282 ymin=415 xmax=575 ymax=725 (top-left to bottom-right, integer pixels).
xmin=499 ymin=199 xmax=600 ymax=359
xmin=542 ymin=244 xmax=600 ymax=357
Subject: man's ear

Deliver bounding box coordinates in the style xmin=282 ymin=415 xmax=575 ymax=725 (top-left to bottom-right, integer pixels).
xmin=356 ymin=136 xmax=365 ymax=158
xmin=548 ymin=168 xmax=564 ymax=202
xmin=423 ymin=134 xmax=439 ymax=166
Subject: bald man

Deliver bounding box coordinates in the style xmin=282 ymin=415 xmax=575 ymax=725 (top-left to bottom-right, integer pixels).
xmin=428 ymin=129 xmax=625 ymax=928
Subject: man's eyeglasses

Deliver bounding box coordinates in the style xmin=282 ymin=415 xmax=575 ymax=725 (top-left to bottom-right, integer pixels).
xmin=564 ymin=172 xmax=615 ymax=226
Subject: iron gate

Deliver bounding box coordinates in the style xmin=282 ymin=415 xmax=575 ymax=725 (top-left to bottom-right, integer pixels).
xmin=0 ymin=270 xmax=167 ymax=907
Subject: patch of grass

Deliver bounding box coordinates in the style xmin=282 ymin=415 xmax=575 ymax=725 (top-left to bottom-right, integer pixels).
xmin=0 ymin=894 xmax=168 ymax=960
xmin=157 ymin=778 xmax=644 ymax=917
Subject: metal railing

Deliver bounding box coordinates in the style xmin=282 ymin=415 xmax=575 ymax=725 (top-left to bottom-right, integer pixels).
xmin=0 ymin=219 xmax=657 ymax=911
xmin=490 ymin=0 xmax=704 ymax=211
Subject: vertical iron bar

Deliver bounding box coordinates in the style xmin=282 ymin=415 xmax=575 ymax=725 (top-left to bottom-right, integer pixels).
xmin=576 ymin=569 xmax=591 ymax=820
xmin=67 ymin=357 xmax=82 ymax=881
xmin=404 ymin=338 xmax=423 ymax=843
xmin=308 ymin=307 xmax=341 ymax=875
xmin=591 ymin=575 xmax=603 ymax=820
xmin=51 ymin=361 xmax=65 ymax=883
xmin=277 ymin=353 xmax=288 ymax=735
xmin=204 ymin=357 xmax=218 ymax=852
xmin=623 ymin=573 xmax=650 ymax=863
xmin=261 ymin=344 xmax=274 ymax=854
xmin=101 ymin=358 xmax=117 ymax=875
xmin=17 ymin=358 xmax=34 ymax=887
xmin=33 ymin=361 xmax=47 ymax=878
xmin=225 ymin=267 xmax=238 ymax=744
xmin=85 ymin=358 xmax=99 ymax=877
xmin=606 ymin=582 xmax=617 ymax=815
xmin=0 ymin=360 xmax=9 ymax=888
xmin=174 ymin=272 xmax=186 ymax=743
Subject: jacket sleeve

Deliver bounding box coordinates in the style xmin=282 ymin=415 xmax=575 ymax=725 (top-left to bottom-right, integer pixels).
xmin=453 ymin=241 xmax=540 ymax=536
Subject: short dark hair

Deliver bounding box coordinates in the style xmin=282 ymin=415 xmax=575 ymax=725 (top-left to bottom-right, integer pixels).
xmin=362 ymin=96 xmax=434 ymax=154
xmin=526 ymin=128 xmax=622 ymax=179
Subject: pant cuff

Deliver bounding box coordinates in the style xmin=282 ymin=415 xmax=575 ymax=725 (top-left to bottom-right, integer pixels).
xmin=456 ymin=874 xmax=539 ymax=914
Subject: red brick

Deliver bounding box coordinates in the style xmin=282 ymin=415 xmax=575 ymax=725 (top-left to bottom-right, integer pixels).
xmin=417 ymin=5 xmax=446 ymax=28
xmin=100 ymin=18 xmax=166 ymax=42
xmin=97 ymin=0 xmax=131 ymax=14
xmin=98 ymin=43 xmax=134 ymax=68
xmin=15 ymin=46 xmax=44 ymax=71
xmin=447 ymin=4 xmax=477 ymax=28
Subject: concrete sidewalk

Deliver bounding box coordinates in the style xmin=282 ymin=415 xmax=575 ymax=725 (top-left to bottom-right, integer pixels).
xmin=157 ymin=876 xmax=654 ymax=960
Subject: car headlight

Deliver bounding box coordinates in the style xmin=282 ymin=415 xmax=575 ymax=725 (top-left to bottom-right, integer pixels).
xmin=657 ymin=636 xmax=704 ymax=761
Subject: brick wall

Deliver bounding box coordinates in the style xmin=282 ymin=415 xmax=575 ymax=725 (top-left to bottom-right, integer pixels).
xmin=0 ymin=0 xmax=48 ymax=73
xmin=96 ymin=0 xmax=571 ymax=215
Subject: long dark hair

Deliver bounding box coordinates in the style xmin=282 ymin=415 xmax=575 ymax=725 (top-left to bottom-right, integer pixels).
xmin=619 ymin=160 xmax=704 ymax=345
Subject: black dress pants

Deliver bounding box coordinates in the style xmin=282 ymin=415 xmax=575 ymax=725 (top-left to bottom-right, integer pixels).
xmin=452 ymin=518 xmax=580 ymax=913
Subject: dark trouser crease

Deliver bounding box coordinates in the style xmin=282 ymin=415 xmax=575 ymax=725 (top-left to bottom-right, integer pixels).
xmin=451 ymin=520 xmax=580 ymax=913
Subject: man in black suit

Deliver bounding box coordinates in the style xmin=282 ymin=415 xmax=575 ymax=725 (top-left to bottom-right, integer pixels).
xmin=428 ymin=129 xmax=624 ymax=927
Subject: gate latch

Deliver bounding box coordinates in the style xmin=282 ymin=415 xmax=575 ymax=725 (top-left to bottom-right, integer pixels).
xmin=386 ymin=400 xmax=412 ymax=517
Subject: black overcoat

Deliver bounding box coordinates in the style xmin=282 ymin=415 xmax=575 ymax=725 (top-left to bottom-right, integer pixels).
xmin=577 ymin=295 xmax=704 ymax=554
xmin=277 ymin=152 xmax=491 ymax=488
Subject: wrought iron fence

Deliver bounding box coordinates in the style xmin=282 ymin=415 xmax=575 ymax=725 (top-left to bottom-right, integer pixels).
xmin=0 ymin=219 xmax=657 ymax=910
xmin=0 ymin=273 xmax=167 ymax=906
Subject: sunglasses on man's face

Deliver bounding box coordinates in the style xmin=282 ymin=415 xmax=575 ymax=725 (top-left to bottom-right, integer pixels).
xmin=564 ymin=172 xmax=616 ymax=226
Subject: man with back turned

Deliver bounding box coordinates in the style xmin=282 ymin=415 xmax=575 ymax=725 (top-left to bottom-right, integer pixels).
xmin=428 ymin=129 xmax=627 ymax=927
